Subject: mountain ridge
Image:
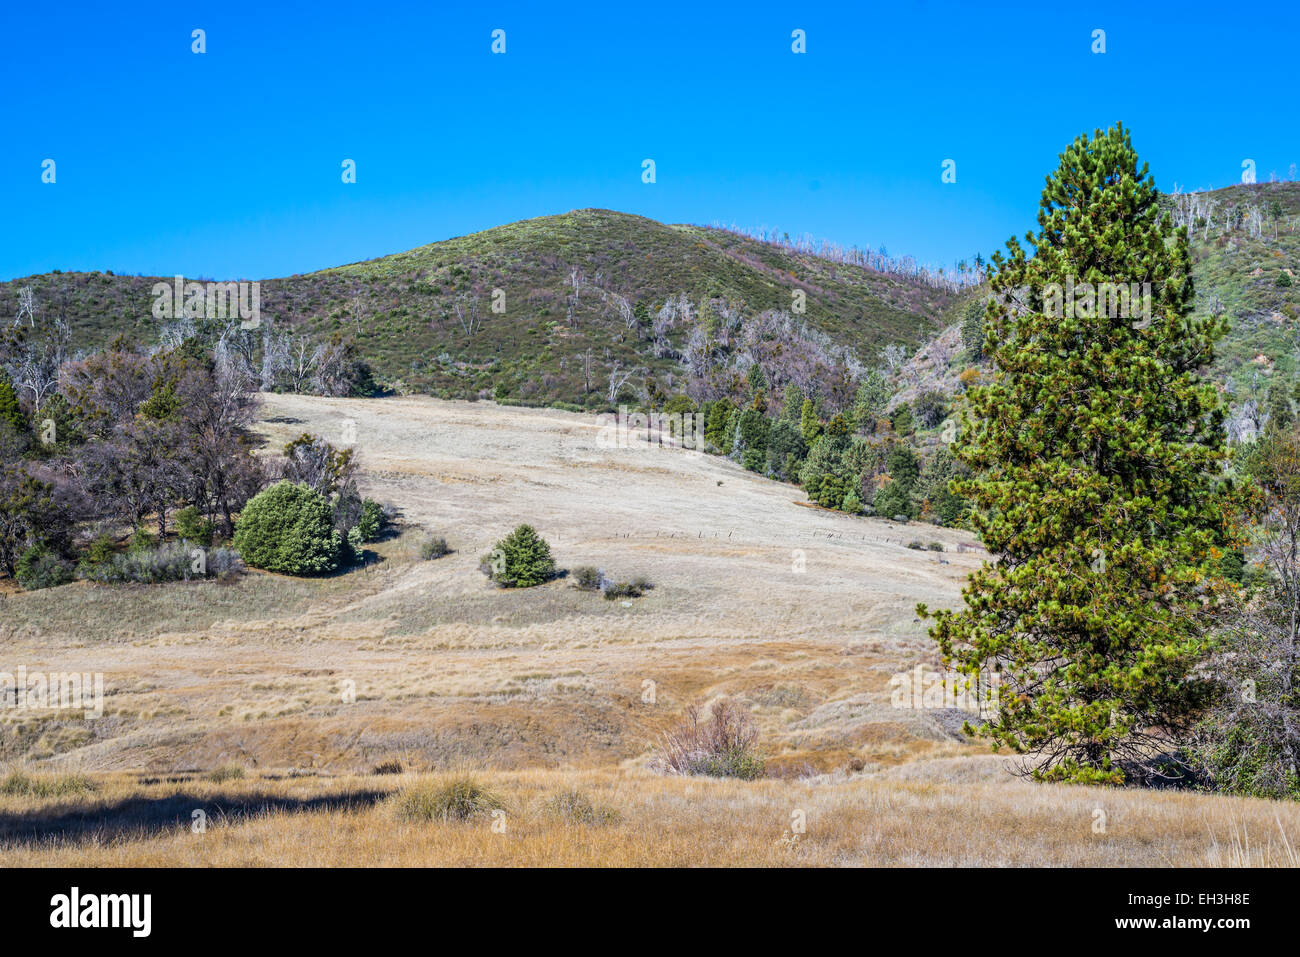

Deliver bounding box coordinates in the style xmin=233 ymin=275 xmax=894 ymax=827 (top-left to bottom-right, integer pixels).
xmin=4 ymin=183 xmax=1297 ymax=411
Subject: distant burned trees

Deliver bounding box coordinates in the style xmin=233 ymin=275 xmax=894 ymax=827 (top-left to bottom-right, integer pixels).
xmin=0 ymin=328 xmax=269 ymax=584
xmin=4 ymin=286 xmax=69 ymax=413
xmin=0 ymin=465 xmax=78 ymax=577
xmin=676 ymin=297 xmax=860 ymax=410
xmin=253 ymin=319 xmax=371 ymax=396
xmin=452 ymin=293 xmax=484 ymax=337
xmin=605 ymin=361 xmax=642 ymax=404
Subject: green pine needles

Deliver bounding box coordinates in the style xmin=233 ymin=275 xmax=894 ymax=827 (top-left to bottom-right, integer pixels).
xmin=482 ymin=524 xmax=557 ymax=588
xmin=919 ymin=124 xmax=1240 ymax=784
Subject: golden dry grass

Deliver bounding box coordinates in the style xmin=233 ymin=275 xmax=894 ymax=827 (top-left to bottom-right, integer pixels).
xmin=1 ymin=394 xmax=980 ymax=777
xmin=2 ymin=766 xmax=1298 ymax=867
xmin=1 ymin=394 xmax=1296 ymax=866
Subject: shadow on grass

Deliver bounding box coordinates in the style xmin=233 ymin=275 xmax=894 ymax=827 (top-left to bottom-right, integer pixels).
xmin=0 ymin=788 xmax=389 ymax=847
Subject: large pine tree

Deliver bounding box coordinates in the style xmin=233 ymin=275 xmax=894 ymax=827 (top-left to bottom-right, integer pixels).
xmin=920 ymin=124 xmax=1237 ymax=784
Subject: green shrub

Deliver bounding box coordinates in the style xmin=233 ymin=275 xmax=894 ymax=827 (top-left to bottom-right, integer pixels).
xmin=392 ymin=776 xmax=503 ymax=822
xmin=812 ymin=474 xmax=846 ymax=509
xmin=913 ymin=390 xmax=948 ymax=429
xmin=890 ymin=404 xmax=915 ymax=436
xmin=15 ymin=544 xmax=74 ymax=590
xmin=343 ymin=525 xmax=364 ymax=564
xmin=874 ymin=481 xmax=912 ymax=521
xmin=0 ymin=373 xmax=27 ymax=439
xmin=82 ymin=542 xmax=242 ymax=583
xmin=0 ymin=771 xmax=96 ymax=797
xmin=206 ymin=764 xmax=245 ymax=783
xmin=602 ymin=577 xmax=653 ymax=600
xmin=480 ymin=524 xmax=556 ymax=588
xmin=766 ymin=420 xmax=807 ymax=480
xmin=76 ymin=533 xmax=116 ymax=577
xmin=174 ymin=506 xmax=214 ymax=545
xmin=655 ymin=699 xmax=765 ymax=780
xmin=356 ymin=499 xmax=385 ymax=542
xmin=737 ymin=408 xmax=770 ymax=459
xmin=233 ymin=481 xmax=340 ymax=575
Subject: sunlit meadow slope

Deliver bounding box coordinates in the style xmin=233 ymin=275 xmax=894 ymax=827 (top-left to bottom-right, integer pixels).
xmin=3 ymin=394 xmax=1298 ymax=866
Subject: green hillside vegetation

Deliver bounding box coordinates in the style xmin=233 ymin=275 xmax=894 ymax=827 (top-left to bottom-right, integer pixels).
xmin=0 ymin=210 xmax=967 ymax=409
xmin=1168 ymin=182 xmax=1300 ymax=397
xmin=914 ymin=181 xmax=1300 ymax=442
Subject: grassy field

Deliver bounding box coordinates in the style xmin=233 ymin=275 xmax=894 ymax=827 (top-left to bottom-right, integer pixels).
xmin=2 ymin=393 xmax=1298 ymax=866
xmin=3 ymin=766 xmax=1298 ymax=867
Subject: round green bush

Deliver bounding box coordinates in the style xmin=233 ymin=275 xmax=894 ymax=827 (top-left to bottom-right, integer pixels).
xmin=233 ymin=481 xmax=340 ymax=575
xmin=482 ymin=524 xmax=556 ymax=588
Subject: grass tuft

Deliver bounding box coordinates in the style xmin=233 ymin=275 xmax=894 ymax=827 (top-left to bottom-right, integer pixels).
xmin=540 ymin=788 xmax=620 ymax=826
xmin=391 ymin=775 xmax=503 ymax=822
xmin=206 ymin=764 xmax=246 ymax=784
xmin=655 ymin=698 xmax=766 ymax=780
xmin=0 ymin=771 xmax=97 ymax=798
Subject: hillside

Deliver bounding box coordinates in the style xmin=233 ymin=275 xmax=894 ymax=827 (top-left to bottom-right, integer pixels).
xmin=0 ymin=210 xmax=965 ymax=407
xmin=895 ymin=182 xmax=1300 ymax=435
xmin=1169 ymin=182 xmax=1300 ymax=398
xmin=4 ymin=393 xmax=1298 ymax=866
xmin=7 ymin=185 xmax=1295 ymax=414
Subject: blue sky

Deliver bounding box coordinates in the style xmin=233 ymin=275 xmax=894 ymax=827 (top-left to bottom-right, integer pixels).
xmin=2 ymin=0 xmax=1295 ymax=281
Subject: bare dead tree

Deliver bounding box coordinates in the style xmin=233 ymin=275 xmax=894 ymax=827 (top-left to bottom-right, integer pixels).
xmin=261 ymin=319 xmax=287 ymax=391
xmin=1188 ymin=430 xmax=1300 ymax=797
xmin=8 ymin=288 xmax=69 ymax=411
xmin=346 ymin=288 xmax=369 ymax=336
xmin=13 ymin=286 xmax=36 ymax=328
xmin=453 ymin=294 xmax=482 ymax=337
xmin=606 ymin=360 xmax=643 ymax=404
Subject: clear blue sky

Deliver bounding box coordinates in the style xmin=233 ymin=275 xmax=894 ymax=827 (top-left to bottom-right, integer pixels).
xmin=2 ymin=0 xmax=1295 ymax=281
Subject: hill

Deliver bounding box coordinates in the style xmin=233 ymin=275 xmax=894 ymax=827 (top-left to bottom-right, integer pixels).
xmin=894 ymin=181 xmax=1300 ymax=438
xmin=7 ymin=185 xmax=1295 ymax=414
xmin=1166 ymin=182 xmax=1300 ymax=407
xmin=0 ymin=210 xmax=967 ymax=408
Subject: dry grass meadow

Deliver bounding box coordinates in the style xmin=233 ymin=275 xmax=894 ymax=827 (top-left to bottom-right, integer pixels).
xmin=3 ymin=393 xmax=1298 ymax=866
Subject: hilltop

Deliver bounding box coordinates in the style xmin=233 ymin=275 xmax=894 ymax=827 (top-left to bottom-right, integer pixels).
xmin=0 ymin=210 xmax=967 ymax=408
xmin=6 ymin=184 xmax=1296 ymax=414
